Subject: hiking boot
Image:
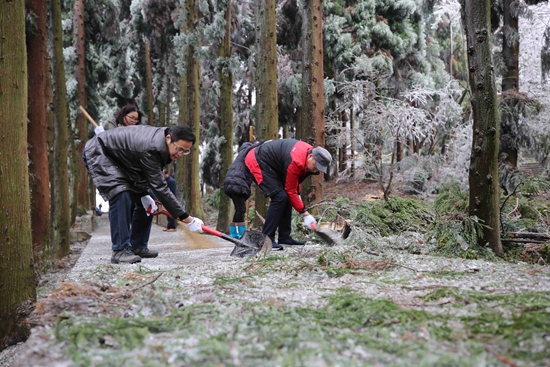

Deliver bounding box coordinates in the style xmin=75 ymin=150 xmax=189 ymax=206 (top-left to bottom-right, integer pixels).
xmin=278 ymin=237 xmax=305 ymax=246
xmin=132 ymin=248 xmax=159 ymax=258
xmin=111 ymin=248 xmax=141 ymax=264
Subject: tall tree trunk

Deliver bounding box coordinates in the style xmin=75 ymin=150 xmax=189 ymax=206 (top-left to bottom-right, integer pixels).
xmin=146 ymin=40 xmax=154 ymax=126
xmin=27 ymin=0 xmax=51 ymax=266
xmin=461 ymin=0 xmax=503 ymax=256
xmin=51 ymin=0 xmax=71 ymax=258
xmin=176 ymin=40 xmax=188 ymax=206
xmin=74 ymin=0 xmax=88 ymax=216
xmin=158 ymin=100 xmax=166 ymax=127
xmin=216 ymin=1 xmax=234 ymax=233
xmin=166 ymin=72 xmax=171 ymax=125
xmin=349 ymin=107 xmax=355 ymax=178
xmin=299 ymin=0 xmax=326 ymax=206
xmin=253 ymin=0 xmax=279 ymax=229
xmin=185 ymin=0 xmax=205 ymax=219
xmin=500 ymin=0 xmax=520 ymax=167
xmin=0 ymin=0 xmax=37 ymax=349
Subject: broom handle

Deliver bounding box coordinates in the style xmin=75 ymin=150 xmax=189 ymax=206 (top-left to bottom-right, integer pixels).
xmin=79 ymin=105 xmax=99 ymax=128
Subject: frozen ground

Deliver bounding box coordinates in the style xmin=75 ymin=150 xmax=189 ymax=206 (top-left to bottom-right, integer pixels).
xmin=3 ymin=214 xmax=550 ymax=366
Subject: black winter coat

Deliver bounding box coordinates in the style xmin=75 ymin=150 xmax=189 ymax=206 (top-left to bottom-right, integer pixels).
xmin=223 ymin=141 xmax=260 ymax=198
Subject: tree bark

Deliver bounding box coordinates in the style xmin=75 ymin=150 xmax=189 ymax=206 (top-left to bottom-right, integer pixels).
xmin=26 ymin=0 xmax=52 ymax=266
xmin=176 ymin=22 xmax=189 ymax=206
xmin=499 ymin=0 xmax=520 ymax=167
xmin=0 ymin=0 xmax=37 ymax=349
xmin=51 ymin=0 xmax=72 ymax=258
xmin=299 ymin=0 xmax=326 ymax=206
xmin=217 ymin=1 xmax=234 ymax=233
xmin=185 ymin=0 xmax=206 ymax=219
xmin=74 ymin=0 xmax=89 ymax=215
xmin=461 ymin=0 xmax=503 ymax=256
xmin=146 ymin=40 xmax=154 ymax=126
xmin=253 ymin=0 xmax=279 ymax=229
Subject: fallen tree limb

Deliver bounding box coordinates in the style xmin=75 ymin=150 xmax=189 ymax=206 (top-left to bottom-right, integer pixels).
xmin=501 ymin=238 xmax=547 ymax=244
xmin=503 ymin=232 xmax=550 ymax=241
xmin=128 ymin=272 xmax=163 ymax=292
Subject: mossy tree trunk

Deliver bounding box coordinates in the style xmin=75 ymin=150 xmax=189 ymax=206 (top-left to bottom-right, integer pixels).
xmin=299 ymin=0 xmax=326 ymax=209
xmin=74 ymin=0 xmax=89 ymax=215
xmin=27 ymin=0 xmax=51 ymax=266
xmin=460 ymin=0 xmax=503 ymax=256
xmin=499 ymin=0 xmax=520 ymax=167
xmin=146 ymin=40 xmax=154 ymax=126
xmin=185 ymin=0 xmax=206 ymax=219
xmin=176 ymin=17 xmax=189 ymax=206
xmin=0 ymin=0 xmax=37 ymax=349
xmin=216 ymin=0 xmax=234 ymax=233
xmin=253 ymin=0 xmax=279 ymax=229
xmin=51 ymin=0 xmax=71 ymax=258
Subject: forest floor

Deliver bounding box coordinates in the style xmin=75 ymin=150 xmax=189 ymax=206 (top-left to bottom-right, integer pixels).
xmin=3 ymin=180 xmax=550 ymax=367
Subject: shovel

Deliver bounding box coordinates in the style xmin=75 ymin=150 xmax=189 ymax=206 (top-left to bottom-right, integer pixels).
xmin=149 ymin=204 xmax=271 ymax=257
xmin=310 ymin=222 xmax=342 ymax=246
xmin=200 ymin=226 xmax=272 ymax=258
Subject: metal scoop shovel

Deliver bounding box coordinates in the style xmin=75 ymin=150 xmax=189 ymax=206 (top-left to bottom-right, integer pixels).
xmin=201 ymin=226 xmax=272 ymax=258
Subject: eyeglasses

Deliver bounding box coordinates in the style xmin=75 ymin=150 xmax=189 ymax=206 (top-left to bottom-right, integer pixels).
xmin=172 ymin=141 xmax=191 ymax=156
xmin=126 ymin=115 xmax=139 ymax=122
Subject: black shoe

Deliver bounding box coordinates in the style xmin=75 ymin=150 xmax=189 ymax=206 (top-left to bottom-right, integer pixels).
xmin=278 ymin=237 xmax=305 ymax=246
xmin=132 ymin=248 xmax=159 ymax=258
xmin=271 ymin=239 xmax=284 ymax=251
xmin=111 ymin=248 xmax=142 ymax=264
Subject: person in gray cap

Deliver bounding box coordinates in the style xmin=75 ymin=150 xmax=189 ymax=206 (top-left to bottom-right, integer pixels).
xmin=231 ymin=138 xmax=332 ymax=250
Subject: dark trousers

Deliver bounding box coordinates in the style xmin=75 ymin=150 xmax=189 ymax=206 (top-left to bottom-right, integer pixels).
xmin=109 ymin=191 xmax=153 ymax=251
xmin=167 ymin=216 xmax=177 ymax=229
xmin=231 ymin=194 xmax=248 ymax=222
xmin=262 ymin=190 xmax=292 ymax=242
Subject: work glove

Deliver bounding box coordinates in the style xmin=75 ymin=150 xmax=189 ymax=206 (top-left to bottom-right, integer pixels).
xmin=303 ymin=214 xmax=317 ymax=230
xmin=186 ymin=217 xmax=204 ymax=233
xmin=94 ymin=125 xmax=105 ymax=135
xmin=141 ymin=195 xmax=157 ymax=215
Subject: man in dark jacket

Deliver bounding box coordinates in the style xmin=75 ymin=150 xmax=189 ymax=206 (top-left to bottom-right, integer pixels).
xmin=84 ymin=125 xmax=204 ymax=264
xmin=226 ymin=139 xmax=332 ymax=250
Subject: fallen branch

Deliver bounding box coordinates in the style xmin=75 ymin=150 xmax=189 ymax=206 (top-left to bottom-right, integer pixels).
xmin=485 ymin=346 xmax=518 ymax=367
xmin=501 ymin=238 xmax=547 ymax=244
xmin=256 ymin=212 xmax=265 ymax=224
xmin=128 ymin=272 xmax=163 ymax=292
xmin=504 ymin=232 xmax=550 ymax=241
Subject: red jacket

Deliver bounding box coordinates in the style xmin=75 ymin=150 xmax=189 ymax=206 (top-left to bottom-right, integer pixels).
xmin=245 ymin=139 xmax=316 ymax=213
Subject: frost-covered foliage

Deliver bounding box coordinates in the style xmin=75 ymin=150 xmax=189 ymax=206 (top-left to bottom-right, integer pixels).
xmin=326 ymin=49 xmax=466 ymax=194
xmin=319 ymin=0 xmax=472 ymax=197
xmin=519 ymin=3 xmax=550 ymax=168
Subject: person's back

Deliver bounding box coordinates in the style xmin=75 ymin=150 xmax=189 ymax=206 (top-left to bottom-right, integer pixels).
xmin=86 ymin=125 xmax=170 ymax=200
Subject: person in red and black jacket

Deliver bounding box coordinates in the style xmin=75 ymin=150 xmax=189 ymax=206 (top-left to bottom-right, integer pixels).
xmin=244 ymin=139 xmax=332 ymax=250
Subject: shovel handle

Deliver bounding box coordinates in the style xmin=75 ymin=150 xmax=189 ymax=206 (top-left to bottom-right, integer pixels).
xmin=201 ymin=224 xmax=222 ymax=237
xmin=150 ymin=209 xmax=257 ymax=249
xmin=79 ymin=105 xmax=99 ymax=127
xmin=201 ymin=224 xmax=256 ymax=249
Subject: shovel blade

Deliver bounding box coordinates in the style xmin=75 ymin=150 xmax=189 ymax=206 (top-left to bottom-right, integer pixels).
xmin=230 ymin=230 xmax=271 ymax=258
xmin=314 ymin=228 xmax=341 ymax=246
